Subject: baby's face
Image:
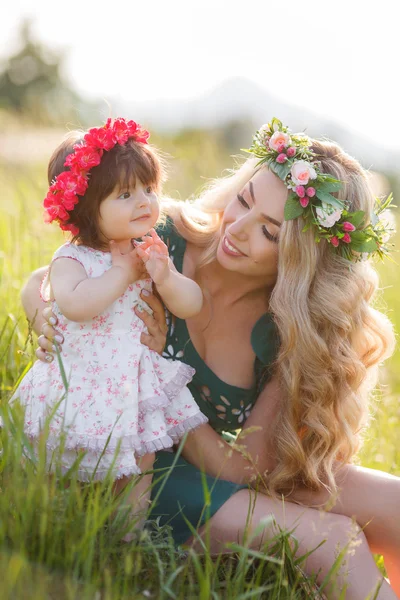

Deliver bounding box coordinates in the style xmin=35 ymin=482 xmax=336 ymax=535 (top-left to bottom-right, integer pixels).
xmin=99 ymin=181 xmax=160 ymax=243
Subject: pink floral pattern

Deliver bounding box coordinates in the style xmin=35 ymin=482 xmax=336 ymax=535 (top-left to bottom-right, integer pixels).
xmin=13 ymin=243 xmax=207 ymax=481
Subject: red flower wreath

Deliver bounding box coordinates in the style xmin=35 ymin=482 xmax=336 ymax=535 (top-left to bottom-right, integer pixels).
xmin=43 ymin=118 xmax=150 ymax=235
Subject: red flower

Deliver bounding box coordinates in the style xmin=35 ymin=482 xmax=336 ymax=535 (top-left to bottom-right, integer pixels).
xmin=113 ymin=118 xmax=130 ymax=144
xmin=43 ymin=208 xmax=56 ymax=224
xmin=330 ymin=236 xmax=340 ymax=247
xmin=306 ymin=186 xmax=316 ymax=197
xmin=74 ymin=174 xmax=89 ymax=196
xmin=126 ymin=120 xmax=139 ymax=136
xmin=132 ymin=125 xmax=150 ymax=144
xmin=62 ymin=194 xmax=79 ymax=211
xmin=65 ymin=146 xmax=103 ymax=171
xmin=84 ymin=126 xmax=115 ymax=150
xmin=54 ymin=171 xmax=88 ymax=198
xmin=342 ymin=221 xmax=356 ymax=232
xmin=342 ymin=232 xmax=351 ymax=243
xmin=295 ymin=185 xmax=305 ymax=198
xmin=43 ymin=197 xmax=70 ymax=222
xmin=60 ymin=222 xmax=79 ymax=236
xmin=300 ymin=197 xmax=309 ymax=208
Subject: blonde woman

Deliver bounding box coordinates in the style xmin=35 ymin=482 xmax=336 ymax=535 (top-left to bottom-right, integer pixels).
xmin=22 ymin=120 xmax=400 ymax=599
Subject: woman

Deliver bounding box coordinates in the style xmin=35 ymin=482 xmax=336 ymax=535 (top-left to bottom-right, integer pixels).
xmin=21 ymin=119 xmax=400 ymax=598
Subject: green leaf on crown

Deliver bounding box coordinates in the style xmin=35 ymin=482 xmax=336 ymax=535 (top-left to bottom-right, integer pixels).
xmin=349 ymin=230 xmax=373 ymax=243
xmin=317 ymin=181 xmax=342 ymax=193
xmin=284 ymin=193 xmax=304 ymax=220
xmin=375 ymin=192 xmax=395 ymax=215
xmin=270 ymin=160 xmax=292 ymax=180
xmin=271 ymin=117 xmax=283 ymax=131
xmin=346 ymin=211 xmax=366 ymax=229
xmin=350 ymin=239 xmax=378 ymax=252
xmin=319 ymin=174 xmax=342 ymax=184
xmin=315 ymin=190 xmax=344 ymax=209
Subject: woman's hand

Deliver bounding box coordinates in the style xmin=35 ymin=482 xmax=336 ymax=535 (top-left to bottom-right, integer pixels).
xmin=36 ymin=307 xmax=64 ymax=363
xmin=135 ymin=289 xmax=168 ymax=354
xmin=36 ymin=290 xmax=168 ymax=362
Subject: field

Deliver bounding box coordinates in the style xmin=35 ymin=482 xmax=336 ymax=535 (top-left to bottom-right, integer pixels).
xmin=0 ymin=136 xmax=399 ymax=599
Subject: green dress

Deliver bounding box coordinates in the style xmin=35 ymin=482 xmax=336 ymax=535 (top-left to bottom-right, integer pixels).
xmin=150 ymin=218 xmax=280 ymax=545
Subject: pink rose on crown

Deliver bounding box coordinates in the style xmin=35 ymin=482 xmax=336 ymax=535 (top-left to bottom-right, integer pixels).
xmin=269 ymin=131 xmax=291 ymax=152
xmin=291 ymin=160 xmax=317 ymax=186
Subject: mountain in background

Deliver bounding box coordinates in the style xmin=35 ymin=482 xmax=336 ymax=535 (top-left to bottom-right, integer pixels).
xmin=116 ymin=76 xmax=399 ymax=173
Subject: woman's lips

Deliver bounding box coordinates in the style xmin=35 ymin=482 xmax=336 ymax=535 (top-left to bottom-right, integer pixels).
xmin=222 ymin=235 xmax=247 ymax=257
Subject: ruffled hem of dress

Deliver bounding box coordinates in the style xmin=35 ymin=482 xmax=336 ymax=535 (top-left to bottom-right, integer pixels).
xmin=168 ymin=412 xmax=208 ymax=442
xmin=137 ymin=361 xmax=195 ymax=411
xmin=24 ymin=411 xmax=208 ymax=456
xmin=160 ymin=362 xmax=195 ymax=401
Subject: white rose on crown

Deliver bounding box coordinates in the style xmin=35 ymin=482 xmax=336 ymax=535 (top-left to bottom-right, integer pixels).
xmin=316 ymin=202 xmax=343 ymax=228
xmin=290 ymin=160 xmax=317 ymax=186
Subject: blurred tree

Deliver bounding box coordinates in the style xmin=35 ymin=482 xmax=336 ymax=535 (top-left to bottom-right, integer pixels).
xmin=0 ymin=18 xmax=95 ymax=125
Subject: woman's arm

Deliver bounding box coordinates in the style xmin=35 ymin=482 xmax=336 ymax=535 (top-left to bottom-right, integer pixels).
xmin=180 ymin=375 xmax=281 ymax=485
xmin=21 ymin=267 xmax=49 ymax=335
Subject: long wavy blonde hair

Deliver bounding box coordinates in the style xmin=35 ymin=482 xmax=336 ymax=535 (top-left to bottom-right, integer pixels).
xmin=163 ymin=140 xmax=396 ymax=499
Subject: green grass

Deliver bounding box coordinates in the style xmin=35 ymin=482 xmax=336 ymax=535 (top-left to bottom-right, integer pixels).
xmin=0 ymin=149 xmax=399 ymax=599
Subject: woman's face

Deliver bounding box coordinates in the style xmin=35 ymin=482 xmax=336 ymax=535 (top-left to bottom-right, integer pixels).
xmin=216 ymin=168 xmax=287 ymax=280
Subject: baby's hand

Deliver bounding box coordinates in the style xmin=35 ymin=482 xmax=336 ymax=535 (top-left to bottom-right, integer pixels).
xmin=110 ymin=241 xmax=145 ymax=285
xmin=136 ymin=229 xmax=171 ymax=286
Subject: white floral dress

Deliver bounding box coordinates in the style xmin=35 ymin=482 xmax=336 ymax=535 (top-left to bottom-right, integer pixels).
xmin=12 ymin=242 xmax=207 ymax=481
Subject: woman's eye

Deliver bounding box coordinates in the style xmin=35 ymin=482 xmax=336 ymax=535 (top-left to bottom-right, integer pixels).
xmin=262 ymin=225 xmax=279 ymax=244
xmin=237 ymin=193 xmax=249 ymax=208
xmin=118 ymin=191 xmax=131 ymax=200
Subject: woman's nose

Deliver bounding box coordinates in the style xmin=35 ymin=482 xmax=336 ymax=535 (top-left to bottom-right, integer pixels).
xmin=226 ymin=215 xmax=249 ymax=241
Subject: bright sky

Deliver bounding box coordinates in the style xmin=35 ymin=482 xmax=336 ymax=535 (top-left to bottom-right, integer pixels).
xmin=1 ymin=0 xmax=399 ymax=148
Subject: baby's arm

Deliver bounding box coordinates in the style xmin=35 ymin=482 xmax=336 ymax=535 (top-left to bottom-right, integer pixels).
xmin=137 ymin=230 xmax=202 ymax=319
xmin=51 ymin=242 xmax=143 ymax=322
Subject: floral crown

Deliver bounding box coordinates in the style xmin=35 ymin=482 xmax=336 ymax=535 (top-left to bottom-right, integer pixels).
xmin=244 ymin=118 xmax=395 ymax=262
xmin=43 ymin=118 xmax=150 ymax=236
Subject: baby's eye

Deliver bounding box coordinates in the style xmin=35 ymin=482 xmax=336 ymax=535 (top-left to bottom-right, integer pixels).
xmin=146 ymin=185 xmax=153 ymax=194
xmin=118 ymin=191 xmax=131 ymax=200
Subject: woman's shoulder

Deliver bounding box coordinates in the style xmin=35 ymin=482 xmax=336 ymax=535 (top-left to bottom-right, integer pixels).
xmin=156 ymin=215 xmax=182 ymax=244
xmin=251 ymin=313 xmax=280 ymax=366
xmin=252 ymin=313 xmax=281 ymax=394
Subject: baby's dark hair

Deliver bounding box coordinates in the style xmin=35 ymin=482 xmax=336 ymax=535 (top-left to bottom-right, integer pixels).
xmin=47 ymin=131 xmax=166 ymax=249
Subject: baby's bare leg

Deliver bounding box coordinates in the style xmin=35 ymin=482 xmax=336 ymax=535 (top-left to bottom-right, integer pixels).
xmin=113 ymin=452 xmax=155 ymax=539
